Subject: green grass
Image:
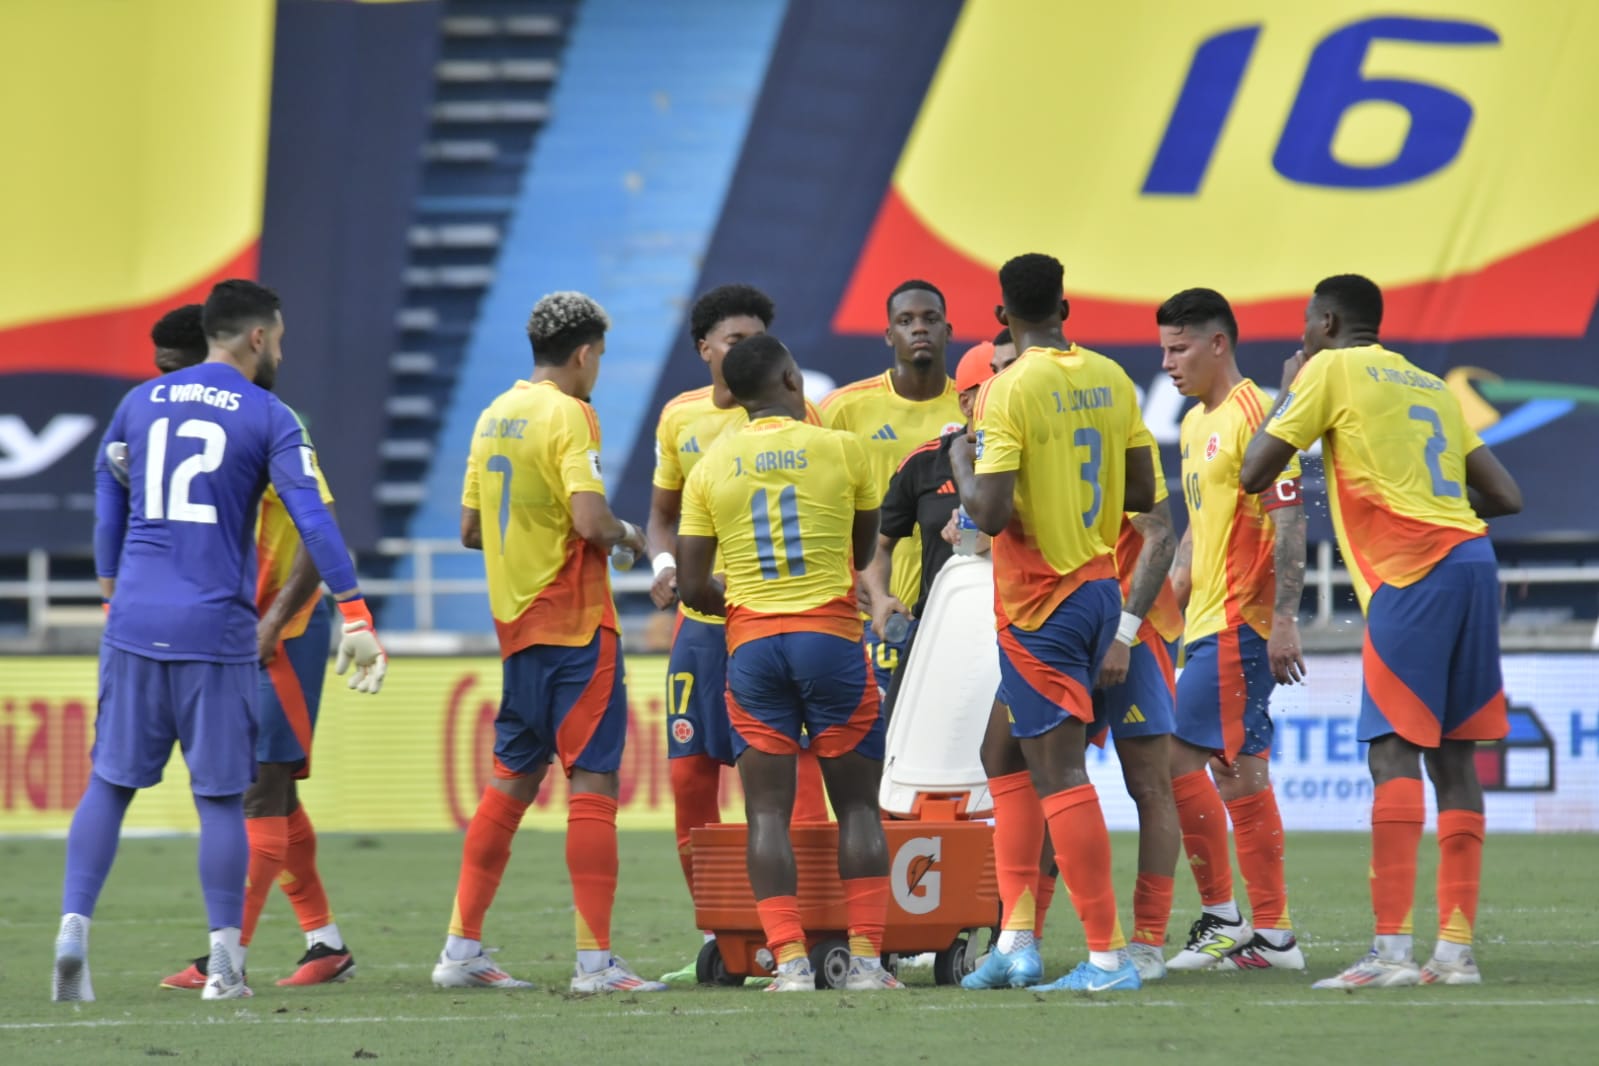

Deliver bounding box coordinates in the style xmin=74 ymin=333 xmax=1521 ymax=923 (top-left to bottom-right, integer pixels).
xmin=1 ymin=831 xmax=1595 ymax=1065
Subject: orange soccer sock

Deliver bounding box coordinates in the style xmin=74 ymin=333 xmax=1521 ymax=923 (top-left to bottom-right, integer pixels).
xmin=1042 ymin=784 xmax=1126 ymax=953
xmin=242 ymin=816 xmax=290 ymax=946
xmin=1033 ymin=869 xmax=1058 ymax=940
xmin=280 ymin=805 xmax=333 ymax=932
xmin=989 ymin=771 xmax=1046 ymax=935
xmin=1172 ymin=769 xmax=1234 ymax=907
xmin=447 ymin=787 xmax=529 ymax=941
xmin=670 ymin=755 xmax=723 ymax=897
xmin=1436 ymin=809 xmax=1486 ymax=946
xmin=567 ymin=793 xmax=620 ymax=954
xmin=844 ymin=876 xmax=889 ymax=958
xmin=793 ymin=749 xmax=830 ymax=823
xmin=755 ymin=895 xmax=807 ymax=964
xmin=1370 ymin=778 xmax=1424 ymax=936
xmin=1132 ymin=873 xmax=1176 ymax=947
xmin=1225 ymin=787 xmax=1290 ymax=930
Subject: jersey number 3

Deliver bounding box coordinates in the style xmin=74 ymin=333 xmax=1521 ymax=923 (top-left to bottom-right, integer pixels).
xmin=144 ymin=417 xmax=226 ymax=524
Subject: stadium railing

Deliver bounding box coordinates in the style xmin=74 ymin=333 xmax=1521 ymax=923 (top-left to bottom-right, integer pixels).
xmin=2 ymin=539 xmax=1597 ymax=654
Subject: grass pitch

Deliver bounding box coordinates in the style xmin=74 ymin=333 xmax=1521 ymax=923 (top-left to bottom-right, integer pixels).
xmin=1 ymin=831 xmax=1595 ymax=1065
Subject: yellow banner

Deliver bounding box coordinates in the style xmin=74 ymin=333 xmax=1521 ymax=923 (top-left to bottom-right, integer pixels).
xmin=0 ymin=656 xmax=745 ymax=834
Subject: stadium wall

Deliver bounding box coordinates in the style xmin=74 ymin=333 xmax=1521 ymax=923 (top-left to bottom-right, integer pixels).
xmin=3 ymin=654 xmax=1595 ymax=835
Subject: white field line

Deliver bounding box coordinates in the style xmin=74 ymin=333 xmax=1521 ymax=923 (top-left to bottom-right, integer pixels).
xmin=5 ymin=996 xmax=1598 ymax=1031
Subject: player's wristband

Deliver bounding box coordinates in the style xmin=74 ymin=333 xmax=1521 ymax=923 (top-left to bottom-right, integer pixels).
xmin=652 ymin=552 xmax=676 ymax=577
xmin=617 ymin=520 xmax=639 ymax=545
xmin=337 ymin=596 xmax=374 ymax=630
xmin=1114 ymin=610 xmax=1143 ymax=647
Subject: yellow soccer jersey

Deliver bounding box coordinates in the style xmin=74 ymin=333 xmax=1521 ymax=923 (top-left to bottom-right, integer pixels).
xmin=255 ymin=407 xmax=334 ymax=641
xmin=1180 ymin=380 xmax=1303 ymax=642
xmin=1266 ymin=344 xmax=1485 ymax=610
xmin=679 ymin=417 xmax=880 ymax=652
xmin=651 ymin=386 xmax=822 ymax=625
xmin=821 ymin=370 xmax=962 ymax=613
xmin=462 ymin=379 xmax=616 ymax=657
xmin=973 ymin=346 xmax=1153 ymax=631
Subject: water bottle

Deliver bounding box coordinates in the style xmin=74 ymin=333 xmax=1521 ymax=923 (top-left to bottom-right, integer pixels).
xmin=882 ymin=612 xmax=910 ymax=645
xmin=611 ymin=543 xmax=636 ymax=571
xmin=954 ymin=505 xmax=981 ymax=556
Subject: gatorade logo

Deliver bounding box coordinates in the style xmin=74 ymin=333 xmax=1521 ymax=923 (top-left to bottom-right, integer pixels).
xmin=891 ymin=835 xmax=943 ymax=915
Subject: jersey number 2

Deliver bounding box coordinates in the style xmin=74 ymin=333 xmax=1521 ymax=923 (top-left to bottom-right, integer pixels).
xmin=751 ymin=485 xmax=806 ymax=580
xmin=144 ymin=417 xmax=226 ymax=524
xmin=1409 ymin=405 xmax=1462 ymax=498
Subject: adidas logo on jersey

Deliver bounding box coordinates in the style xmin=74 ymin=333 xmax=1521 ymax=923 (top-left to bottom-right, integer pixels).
xmin=936 ymin=480 xmax=956 ymax=495
xmin=1123 ymin=706 xmax=1146 ymax=724
xmin=870 ymin=424 xmax=898 ymax=441
xmin=680 ymin=437 xmax=700 ymax=453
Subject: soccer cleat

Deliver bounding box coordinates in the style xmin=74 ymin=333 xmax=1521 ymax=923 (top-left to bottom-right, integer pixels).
xmin=659 ymin=960 xmax=699 ymax=985
xmin=1311 ymin=951 xmax=1421 ymax=990
xmin=1166 ymin=913 xmax=1253 ymax=970
xmin=276 ymin=943 xmax=356 ymax=986
xmin=765 ymin=960 xmax=815 ymax=992
xmin=959 ymin=944 xmax=1044 ymax=989
xmin=1029 ymin=958 xmax=1143 ymax=993
xmin=1128 ymin=942 xmax=1167 ymax=982
xmin=569 ymin=956 xmax=668 ymax=993
xmin=159 ymin=956 xmax=209 ymax=990
xmin=431 ymin=951 xmax=533 ymax=989
xmin=1216 ymin=933 xmax=1307 ymax=972
xmin=52 ymin=914 xmax=94 ymax=1003
xmin=200 ymin=942 xmax=252 ymax=1001
xmin=843 ymin=958 xmax=904 ymax=991
xmin=1420 ymin=952 xmax=1482 ymax=986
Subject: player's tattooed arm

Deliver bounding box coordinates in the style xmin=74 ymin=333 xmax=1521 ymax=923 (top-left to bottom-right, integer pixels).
xmin=1125 ymin=500 xmax=1176 ymax=620
xmin=1465 ymin=445 xmax=1523 ymax=518
xmin=1171 ymin=526 xmax=1193 ymax=613
xmin=1268 ymin=503 xmax=1308 ymax=684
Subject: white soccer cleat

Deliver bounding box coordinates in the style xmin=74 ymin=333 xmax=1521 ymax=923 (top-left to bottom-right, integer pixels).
xmin=1128 ymin=942 xmax=1168 ymax=981
xmin=1216 ymin=933 xmax=1307 ymax=972
xmin=200 ymin=942 xmax=252 ymax=1001
xmin=569 ymin=956 xmax=667 ymax=993
xmin=1421 ymin=951 xmax=1482 ymax=986
xmin=52 ymin=913 xmax=94 ymax=1003
xmin=1311 ymin=951 xmax=1421 ymax=990
xmin=765 ymin=960 xmax=816 ymax=992
xmin=1166 ymin=913 xmax=1253 ymax=970
xmin=843 ymin=958 xmax=904 ymax=990
xmin=431 ymin=951 xmax=533 ymax=989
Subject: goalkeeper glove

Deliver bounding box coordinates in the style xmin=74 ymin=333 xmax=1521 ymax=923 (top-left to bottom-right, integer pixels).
xmin=334 ymin=596 xmax=387 ymax=694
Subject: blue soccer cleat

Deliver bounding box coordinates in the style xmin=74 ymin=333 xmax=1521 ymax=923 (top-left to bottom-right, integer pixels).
xmin=1029 ymin=958 xmax=1142 ymax=993
xmin=960 ymin=944 xmax=1044 ymax=989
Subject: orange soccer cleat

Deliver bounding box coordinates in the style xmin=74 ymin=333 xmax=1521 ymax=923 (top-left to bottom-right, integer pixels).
xmin=158 ymin=956 xmax=209 ymax=990
xmin=276 ymin=943 xmax=356 ymax=986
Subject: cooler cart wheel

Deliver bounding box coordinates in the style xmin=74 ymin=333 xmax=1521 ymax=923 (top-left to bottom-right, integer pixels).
xmin=696 ymin=939 xmax=744 ymax=987
xmin=933 ymin=934 xmax=977 ymax=986
xmin=810 ymin=939 xmax=851 ymax=990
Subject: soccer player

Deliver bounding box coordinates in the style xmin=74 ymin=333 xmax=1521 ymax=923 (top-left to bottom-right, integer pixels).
xmin=139 ymin=307 xmax=356 ymax=990
xmin=431 ymin=291 xmax=664 ymax=994
xmin=1157 ymin=287 xmax=1307 ymax=971
xmin=677 ymin=333 xmax=898 ymax=992
xmin=644 ymin=285 xmax=830 ymax=982
xmin=58 ymin=280 xmax=387 ymax=1002
xmin=821 ymin=281 xmax=963 ymax=692
xmin=952 ymin=253 xmax=1156 ymax=993
xmin=1241 ymin=274 xmax=1522 ymax=989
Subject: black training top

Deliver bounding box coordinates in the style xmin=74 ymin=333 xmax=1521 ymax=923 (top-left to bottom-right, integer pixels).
xmin=880 ymin=430 xmax=963 ymax=618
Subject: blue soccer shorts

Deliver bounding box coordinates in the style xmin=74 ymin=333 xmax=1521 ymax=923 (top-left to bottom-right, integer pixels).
xmin=1090 ymin=634 xmax=1177 ymax=746
xmin=256 ymin=598 xmax=333 ymax=770
xmin=1360 ymin=537 xmax=1508 ymax=747
xmin=93 ymin=644 xmax=259 ymax=797
xmin=495 ymin=627 xmax=628 ymax=777
xmin=727 ymin=631 xmax=884 ymax=760
xmin=997 ymin=578 xmax=1119 ymax=738
xmin=1175 ymin=624 xmax=1275 ymax=763
xmin=665 ymin=614 xmax=735 ymax=766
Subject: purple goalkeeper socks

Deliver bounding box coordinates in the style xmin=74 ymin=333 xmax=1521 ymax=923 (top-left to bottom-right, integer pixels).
xmin=195 ymin=793 xmax=247 ymax=930
xmin=61 ymin=774 xmax=136 ymax=917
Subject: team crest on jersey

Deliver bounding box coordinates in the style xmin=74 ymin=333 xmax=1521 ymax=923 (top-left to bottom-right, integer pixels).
xmin=1205 ymin=433 xmax=1221 ymax=461
xmin=940 ymin=421 xmax=964 ymax=436
xmin=587 ymin=449 xmax=603 ymax=480
xmin=974 ymin=429 xmax=985 ymax=459
xmin=671 ymin=718 xmax=695 ymax=744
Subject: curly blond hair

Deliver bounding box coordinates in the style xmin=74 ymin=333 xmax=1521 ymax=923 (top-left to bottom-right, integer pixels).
xmin=526 ymin=291 xmax=610 ymax=365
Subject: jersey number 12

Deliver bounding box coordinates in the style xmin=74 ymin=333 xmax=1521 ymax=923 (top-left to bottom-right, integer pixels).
xmin=144 ymin=417 xmax=227 ymax=524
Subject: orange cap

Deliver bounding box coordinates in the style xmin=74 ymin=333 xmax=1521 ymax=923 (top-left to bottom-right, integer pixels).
xmin=955 ymin=342 xmax=996 ymax=393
